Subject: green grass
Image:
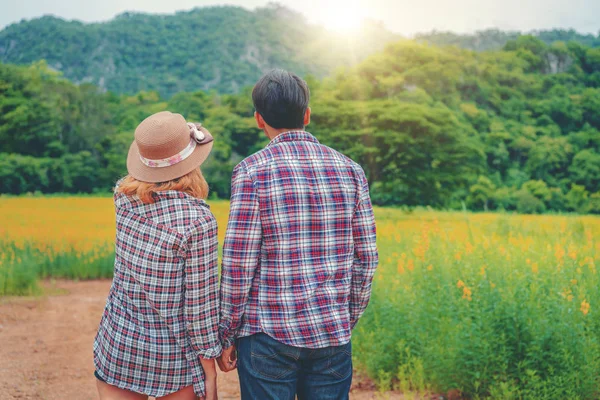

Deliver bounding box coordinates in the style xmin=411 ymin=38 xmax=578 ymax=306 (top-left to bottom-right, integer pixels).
xmin=0 ymin=242 xmax=114 ymax=296
xmin=353 ymin=212 xmax=600 ymax=399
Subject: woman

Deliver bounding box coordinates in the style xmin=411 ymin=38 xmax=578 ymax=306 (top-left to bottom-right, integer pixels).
xmin=94 ymin=111 xmax=221 ymax=400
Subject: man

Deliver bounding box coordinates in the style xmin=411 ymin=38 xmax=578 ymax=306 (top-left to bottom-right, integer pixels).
xmin=218 ymin=69 xmax=378 ymax=400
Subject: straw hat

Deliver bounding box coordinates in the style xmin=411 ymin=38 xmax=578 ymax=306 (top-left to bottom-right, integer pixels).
xmin=127 ymin=111 xmax=214 ymax=183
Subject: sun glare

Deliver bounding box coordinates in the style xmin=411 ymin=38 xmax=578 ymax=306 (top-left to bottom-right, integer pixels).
xmin=323 ymin=6 xmax=363 ymax=34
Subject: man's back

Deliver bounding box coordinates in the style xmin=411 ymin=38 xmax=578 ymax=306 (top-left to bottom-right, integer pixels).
xmin=217 ymin=69 xmax=378 ymax=399
xmin=219 ymin=131 xmax=378 ymax=349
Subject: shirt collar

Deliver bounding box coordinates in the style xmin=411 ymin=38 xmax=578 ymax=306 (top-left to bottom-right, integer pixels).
xmin=115 ymin=187 xmax=209 ymax=209
xmin=267 ymin=131 xmax=319 ymax=147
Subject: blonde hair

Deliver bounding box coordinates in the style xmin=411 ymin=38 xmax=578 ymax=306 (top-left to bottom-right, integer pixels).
xmin=116 ymin=168 xmax=209 ymax=204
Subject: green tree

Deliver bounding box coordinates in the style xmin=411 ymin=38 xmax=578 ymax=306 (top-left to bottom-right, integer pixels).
xmin=569 ymin=149 xmax=600 ymax=191
xmin=515 ymin=189 xmax=546 ymax=214
xmin=566 ymin=184 xmax=590 ymax=213
xmin=468 ymin=176 xmax=496 ymax=211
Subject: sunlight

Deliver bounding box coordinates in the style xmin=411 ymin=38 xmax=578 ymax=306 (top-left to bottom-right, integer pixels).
xmin=322 ymin=4 xmax=363 ymax=34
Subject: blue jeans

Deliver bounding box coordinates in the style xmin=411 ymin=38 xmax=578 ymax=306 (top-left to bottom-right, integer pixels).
xmin=237 ymin=333 xmax=352 ymax=400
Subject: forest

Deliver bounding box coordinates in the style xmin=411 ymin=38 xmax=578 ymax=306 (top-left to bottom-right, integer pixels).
xmin=1 ymin=32 xmax=600 ymax=213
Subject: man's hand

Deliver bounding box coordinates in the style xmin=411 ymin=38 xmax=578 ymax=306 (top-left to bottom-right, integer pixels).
xmin=217 ymin=345 xmax=237 ymax=372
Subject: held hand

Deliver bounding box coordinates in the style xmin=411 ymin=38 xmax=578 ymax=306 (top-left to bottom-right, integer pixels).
xmin=217 ymin=345 xmax=237 ymax=372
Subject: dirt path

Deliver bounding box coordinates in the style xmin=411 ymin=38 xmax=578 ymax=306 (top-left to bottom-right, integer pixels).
xmin=0 ymin=280 xmax=397 ymax=400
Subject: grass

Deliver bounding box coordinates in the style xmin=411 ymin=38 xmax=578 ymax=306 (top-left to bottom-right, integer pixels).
xmin=1 ymin=197 xmax=599 ymax=398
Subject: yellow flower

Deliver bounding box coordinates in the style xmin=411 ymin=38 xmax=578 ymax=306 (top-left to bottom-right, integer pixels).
xmin=462 ymin=287 xmax=472 ymax=301
xmin=571 ymin=279 xmax=577 ymax=286
xmin=457 ymin=280 xmax=465 ymax=288
xmin=427 ymin=264 xmax=433 ymax=271
xmin=568 ymin=249 xmax=578 ymax=260
xmin=413 ymin=244 xmax=427 ymax=260
xmin=454 ymin=252 xmax=462 ymax=261
xmin=479 ymin=266 xmax=486 ymax=276
xmin=407 ymin=259 xmax=414 ymax=271
xmin=397 ymin=259 xmax=405 ymax=275
xmin=531 ymin=262 xmax=539 ymax=274
xmin=581 ymin=300 xmax=590 ymax=315
xmin=465 ymin=241 xmax=474 ymax=255
xmin=561 ymin=289 xmax=574 ymax=302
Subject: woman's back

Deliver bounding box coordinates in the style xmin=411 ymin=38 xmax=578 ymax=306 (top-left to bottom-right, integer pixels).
xmin=94 ymin=189 xmax=220 ymax=398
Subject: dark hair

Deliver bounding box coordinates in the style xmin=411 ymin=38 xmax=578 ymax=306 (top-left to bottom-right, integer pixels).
xmin=252 ymin=69 xmax=310 ymax=129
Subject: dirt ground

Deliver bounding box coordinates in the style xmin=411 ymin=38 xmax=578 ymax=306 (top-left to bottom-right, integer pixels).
xmin=0 ymin=280 xmax=402 ymax=400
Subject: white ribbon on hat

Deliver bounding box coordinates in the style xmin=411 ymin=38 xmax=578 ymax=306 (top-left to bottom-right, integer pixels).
xmin=139 ymin=123 xmax=204 ymax=168
xmin=188 ymin=122 xmax=206 ymax=142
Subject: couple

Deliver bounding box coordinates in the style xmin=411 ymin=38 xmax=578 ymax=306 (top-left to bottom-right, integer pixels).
xmin=93 ymin=70 xmax=379 ymax=400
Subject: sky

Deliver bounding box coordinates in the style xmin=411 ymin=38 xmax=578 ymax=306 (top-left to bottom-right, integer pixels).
xmin=1 ymin=0 xmax=599 ymax=35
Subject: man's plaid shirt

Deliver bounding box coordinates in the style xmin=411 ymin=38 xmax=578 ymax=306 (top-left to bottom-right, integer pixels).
xmin=219 ymin=131 xmax=379 ymax=349
xmin=94 ymin=189 xmax=221 ymax=398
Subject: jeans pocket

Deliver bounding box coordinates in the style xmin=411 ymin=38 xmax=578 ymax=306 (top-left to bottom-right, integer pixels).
xmin=250 ymin=334 xmax=299 ymax=379
xmin=326 ymin=341 xmax=353 ymax=380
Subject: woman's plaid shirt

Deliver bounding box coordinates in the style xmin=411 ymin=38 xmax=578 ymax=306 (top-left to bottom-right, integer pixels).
xmin=219 ymin=131 xmax=379 ymax=349
xmin=94 ymin=189 xmax=221 ymax=398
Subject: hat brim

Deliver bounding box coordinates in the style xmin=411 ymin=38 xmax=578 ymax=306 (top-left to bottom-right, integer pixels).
xmin=126 ymin=139 xmax=214 ymax=183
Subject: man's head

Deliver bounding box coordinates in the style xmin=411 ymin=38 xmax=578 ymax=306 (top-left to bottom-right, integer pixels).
xmin=252 ymin=69 xmax=311 ymax=138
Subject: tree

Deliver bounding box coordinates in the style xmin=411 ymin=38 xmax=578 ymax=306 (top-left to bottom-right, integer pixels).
xmin=468 ymin=176 xmax=496 ymax=211
xmin=566 ymin=184 xmax=590 ymax=213
xmin=526 ymin=137 xmax=572 ymax=186
xmin=515 ymin=189 xmax=546 ymax=214
xmin=580 ymin=89 xmax=600 ymax=130
xmin=589 ymin=192 xmax=600 ymax=214
xmin=569 ymin=149 xmax=600 ymax=192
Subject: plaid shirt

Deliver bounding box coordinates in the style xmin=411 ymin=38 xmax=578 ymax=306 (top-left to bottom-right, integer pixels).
xmin=94 ymin=189 xmax=221 ymax=398
xmin=219 ymin=131 xmax=378 ymax=349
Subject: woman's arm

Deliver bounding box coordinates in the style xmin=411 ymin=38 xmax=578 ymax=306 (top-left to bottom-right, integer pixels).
xmin=200 ymin=358 xmax=217 ymax=400
xmin=183 ymin=214 xmax=222 ymax=397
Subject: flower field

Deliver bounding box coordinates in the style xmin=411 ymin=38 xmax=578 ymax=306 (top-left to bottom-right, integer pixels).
xmin=1 ymin=197 xmax=599 ymax=398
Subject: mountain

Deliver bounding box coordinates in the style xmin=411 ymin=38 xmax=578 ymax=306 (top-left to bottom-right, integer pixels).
xmin=0 ymin=4 xmax=399 ymax=97
xmin=2 ymin=4 xmax=599 ymax=97
xmin=416 ymin=29 xmax=600 ymax=51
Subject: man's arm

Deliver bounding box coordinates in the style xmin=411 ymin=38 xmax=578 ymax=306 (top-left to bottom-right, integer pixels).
xmin=219 ymin=163 xmax=262 ymax=349
xmin=350 ymin=169 xmax=379 ymax=329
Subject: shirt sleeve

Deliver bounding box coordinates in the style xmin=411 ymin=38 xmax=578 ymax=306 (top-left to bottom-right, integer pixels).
xmin=350 ymin=168 xmax=379 ymax=329
xmin=219 ymin=163 xmax=262 ymax=349
xmin=183 ymin=215 xmax=222 ymax=359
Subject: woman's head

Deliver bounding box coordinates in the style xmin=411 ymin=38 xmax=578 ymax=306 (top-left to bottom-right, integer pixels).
xmin=119 ymin=111 xmax=214 ymax=203
xmin=116 ymin=168 xmax=209 ymax=204
xmin=126 ymin=111 xmax=214 ymax=183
